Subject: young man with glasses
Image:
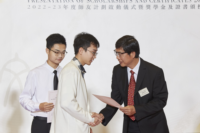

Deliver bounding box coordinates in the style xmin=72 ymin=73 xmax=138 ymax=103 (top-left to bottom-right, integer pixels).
xmin=19 ymin=33 xmax=67 ymax=133
xmin=50 ymin=32 xmax=101 ymax=133
xmin=93 ymin=35 xmax=169 ymax=133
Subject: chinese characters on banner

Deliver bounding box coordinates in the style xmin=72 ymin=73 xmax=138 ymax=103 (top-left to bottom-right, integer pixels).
xmin=27 ymin=0 xmax=200 ymax=10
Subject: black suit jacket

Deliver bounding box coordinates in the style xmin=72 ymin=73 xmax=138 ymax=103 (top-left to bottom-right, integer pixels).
xmin=100 ymin=58 xmax=169 ymax=133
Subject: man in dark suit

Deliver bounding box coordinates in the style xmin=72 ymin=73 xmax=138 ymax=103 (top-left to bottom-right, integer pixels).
xmin=92 ymin=35 xmax=169 ymax=133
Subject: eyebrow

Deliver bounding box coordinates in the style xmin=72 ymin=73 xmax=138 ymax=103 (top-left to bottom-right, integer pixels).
xmin=54 ymin=49 xmax=66 ymax=52
xmin=116 ymin=51 xmax=125 ymax=53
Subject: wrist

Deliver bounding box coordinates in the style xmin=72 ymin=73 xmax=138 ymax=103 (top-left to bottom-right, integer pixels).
xmin=100 ymin=113 xmax=104 ymax=119
xmin=35 ymin=103 xmax=41 ymax=111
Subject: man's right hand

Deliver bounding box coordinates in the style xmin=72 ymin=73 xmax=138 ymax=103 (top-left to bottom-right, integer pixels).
xmin=92 ymin=113 xmax=104 ymax=122
xmin=88 ymin=113 xmax=104 ymax=127
xmin=39 ymin=102 xmax=54 ymax=112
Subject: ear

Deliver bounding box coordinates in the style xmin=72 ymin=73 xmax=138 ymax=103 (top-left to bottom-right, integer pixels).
xmin=78 ymin=47 xmax=84 ymax=55
xmin=46 ymin=48 xmax=49 ymax=55
xmin=130 ymin=51 xmax=136 ymax=58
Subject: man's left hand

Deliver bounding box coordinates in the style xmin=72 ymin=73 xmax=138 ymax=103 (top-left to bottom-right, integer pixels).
xmin=88 ymin=113 xmax=104 ymax=127
xmin=120 ymin=105 xmax=136 ymax=116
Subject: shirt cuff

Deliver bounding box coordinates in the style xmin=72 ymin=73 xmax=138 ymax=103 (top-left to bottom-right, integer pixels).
xmin=34 ymin=103 xmax=40 ymax=111
xmin=90 ymin=118 xmax=95 ymax=123
xmin=88 ymin=113 xmax=95 ymax=123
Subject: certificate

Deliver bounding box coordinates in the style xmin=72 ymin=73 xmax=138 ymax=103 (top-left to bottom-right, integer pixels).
xmin=47 ymin=90 xmax=58 ymax=123
xmin=93 ymin=94 xmax=122 ymax=108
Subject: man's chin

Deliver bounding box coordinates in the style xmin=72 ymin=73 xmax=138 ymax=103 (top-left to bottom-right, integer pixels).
xmin=54 ymin=61 xmax=61 ymax=65
xmin=86 ymin=61 xmax=93 ymax=65
xmin=87 ymin=62 xmax=92 ymax=65
xmin=119 ymin=63 xmax=126 ymax=67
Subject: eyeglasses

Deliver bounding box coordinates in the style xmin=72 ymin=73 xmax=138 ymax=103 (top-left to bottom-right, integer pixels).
xmin=50 ymin=49 xmax=67 ymax=56
xmin=114 ymin=50 xmax=126 ymax=57
xmin=87 ymin=49 xmax=98 ymax=56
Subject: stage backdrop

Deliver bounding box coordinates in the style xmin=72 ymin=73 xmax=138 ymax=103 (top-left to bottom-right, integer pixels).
xmin=0 ymin=0 xmax=200 ymax=132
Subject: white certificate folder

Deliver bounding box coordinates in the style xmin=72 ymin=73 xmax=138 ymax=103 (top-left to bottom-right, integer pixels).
xmin=93 ymin=94 xmax=122 ymax=108
xmin=47 ymin=90 xmax=58 ymax=123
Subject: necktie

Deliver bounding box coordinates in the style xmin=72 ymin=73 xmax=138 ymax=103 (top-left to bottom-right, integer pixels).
xmin=53 ymin=70 xmax=58 ymax=90
xmin=127 ymin=70 xmax=135 ymax=121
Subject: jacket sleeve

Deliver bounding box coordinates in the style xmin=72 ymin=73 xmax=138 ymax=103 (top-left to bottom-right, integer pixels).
xmin=59 ymin=70 xmax=94 ymax=124
xmin=100 ymin=66 xmax=123 ymax=126
xmin=135 ymin=69 xmax=168 ymax=121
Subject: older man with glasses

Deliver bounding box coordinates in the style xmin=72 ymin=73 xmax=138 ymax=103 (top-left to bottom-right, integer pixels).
xmin=93 ymin=35 xmax=169 ymax=133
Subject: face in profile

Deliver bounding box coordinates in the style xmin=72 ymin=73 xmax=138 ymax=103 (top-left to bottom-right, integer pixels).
xmin=46 ymin=43 xmax=66 ymax=65
xmin=115 ymin=47 xmax=134 ymax=67
xmin=82 ymin=44 xmax=97 ymax=66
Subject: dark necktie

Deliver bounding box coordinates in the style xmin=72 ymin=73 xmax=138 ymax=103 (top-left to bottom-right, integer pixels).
xmin=53 ymin=70 xmax=58 ymax=90
xmin=127 ymin=70 xmax=135 ymax=121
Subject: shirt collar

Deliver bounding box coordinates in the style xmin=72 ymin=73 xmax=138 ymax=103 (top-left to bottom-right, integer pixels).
xmin=72 ymin=57 xmax=86 ymax=77
xmin=44 ymin=61 xmax=61 ymax=73
xmin=127 ymin=58 xmax=141 ymax=75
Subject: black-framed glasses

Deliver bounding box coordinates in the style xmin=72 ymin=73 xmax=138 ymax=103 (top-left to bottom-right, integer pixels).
xmin=50 ymin=49 xmax=68 ymax=56
xmin=114 ymin=50 xmax=126 ymax=57
xmin=87 ymin=49 xmax=98 ymax=56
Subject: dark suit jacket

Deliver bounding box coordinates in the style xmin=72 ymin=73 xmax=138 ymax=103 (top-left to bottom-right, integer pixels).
xmin=100 ymin=58 xmax=169 ymax=133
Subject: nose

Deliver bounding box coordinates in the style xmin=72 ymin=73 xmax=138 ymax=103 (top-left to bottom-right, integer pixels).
xmin=58 ymin=53 xmax=62 ymax=57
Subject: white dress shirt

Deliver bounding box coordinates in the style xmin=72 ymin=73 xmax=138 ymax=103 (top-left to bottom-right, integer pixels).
xmin=127 ymin=58 xmax=141 ymax=83
xmin=19 ymin=62 xmax=62 ymax=117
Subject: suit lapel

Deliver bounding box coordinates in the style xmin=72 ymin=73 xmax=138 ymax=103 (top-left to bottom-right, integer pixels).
xmin=135 ymin=58 xmax=146 ymax=96
xmin=119 ymin=67 xmax=129 ymax=106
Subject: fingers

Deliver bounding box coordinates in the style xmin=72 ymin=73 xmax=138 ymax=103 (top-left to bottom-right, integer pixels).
xmin=120 ymin=106 xmax=134 ymax=115
xmin=88 ymin=120 xmax=98 ymax=127
xmin=91 ymin=117 xmax=102 ymax=126
xmin=94 ymin=117 xmax=100 ymax=124
xmin=44 ymin=103 xmax=54 ymax=112
xmin=91 ymin=112 xmax=99 ymax=118
xmin=120 ymin=107 xmax=128 ymax=113
xmin=120 ymin=106 xmax=129 ymax=110
xmin=120 ymin=109 xmax=128 ymax=115
xmin=89 ymin=113 xmax=104 ymax=127
xmin=120 ymin=108 xmax=131 ymax=115
xmin=120 ymin=106 xmax=132 ymax=111
xmin=120 ymin=106 xmax=131 ymax=115
xmin=94 ymin=118 xmax=101 ymax=125
xmin=88 ymin=122 xmax=96 ymax=127
xmin=39 ymin=102 xmax=54 ymax=112
xmin=99 ymin=113 xmax=104 ymax=120
xmin=92 ymin=113 xmax=104 ymax=120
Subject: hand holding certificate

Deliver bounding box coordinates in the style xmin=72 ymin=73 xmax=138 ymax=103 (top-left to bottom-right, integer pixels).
xmin=88 ymin=94 xmax=121 ymax=127
xmin=47 ymin=90 xmax=58 ymax=123
xmin=93 ymin=94 xmax=122 ymax=108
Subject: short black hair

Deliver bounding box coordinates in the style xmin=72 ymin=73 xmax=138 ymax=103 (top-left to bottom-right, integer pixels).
xmin=73 ymin=32 xmax=100 ymax=55
xmin=116 ymin=35 xmax=140 ymax=58
xmin=46 ymin=33 xmax=66 ymax=49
